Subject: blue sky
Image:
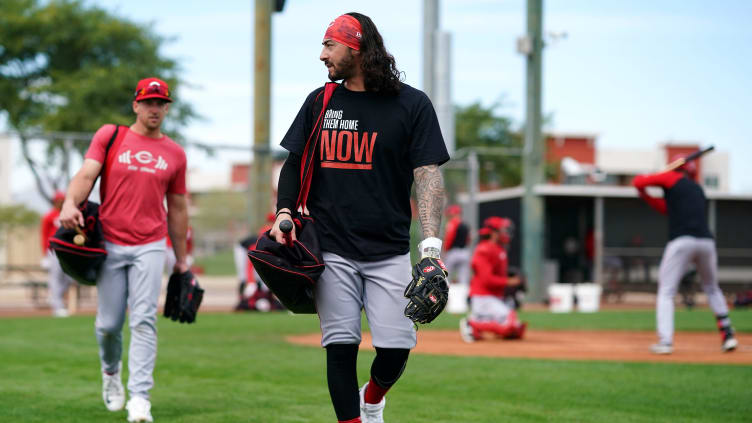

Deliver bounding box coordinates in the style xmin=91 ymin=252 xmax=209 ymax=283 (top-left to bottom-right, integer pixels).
xmin=8 ymin=0 xmax=752 ymax=194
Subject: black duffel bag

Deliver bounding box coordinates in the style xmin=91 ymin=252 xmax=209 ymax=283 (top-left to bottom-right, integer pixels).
xmin=49 ymin=201 xmax=108 ymax=285
xmin=246 ymin=83 xmax=338 ymax=314
xmin=248 ymin=215 xmax=324 ymax=314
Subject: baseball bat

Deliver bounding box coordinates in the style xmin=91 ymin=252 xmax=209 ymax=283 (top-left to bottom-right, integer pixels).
xmin=279 ymin=219 xmax=294 ymax=247
xmin=663 ymin=145 xmax=714 ymax=172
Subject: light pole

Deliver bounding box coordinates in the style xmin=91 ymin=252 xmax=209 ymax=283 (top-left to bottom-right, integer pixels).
xmin=519 ymin=0 xmax=545 ymax=301
xmin=250 ymin=0 xmax=286 ymax=230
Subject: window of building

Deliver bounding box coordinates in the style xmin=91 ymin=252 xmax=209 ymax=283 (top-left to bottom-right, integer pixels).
xmin=704 ymin=174 xmax=719 ymax=189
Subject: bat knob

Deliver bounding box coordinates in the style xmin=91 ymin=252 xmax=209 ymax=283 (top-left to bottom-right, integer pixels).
xmin=279 ymin=220 xmax=293 ymax=234
xmin=73 ymin=234 xmax=86 ymax=246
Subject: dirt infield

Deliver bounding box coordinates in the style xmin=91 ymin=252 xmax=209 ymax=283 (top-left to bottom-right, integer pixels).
xmin=287 ymin=330 xmax=752 ymax=365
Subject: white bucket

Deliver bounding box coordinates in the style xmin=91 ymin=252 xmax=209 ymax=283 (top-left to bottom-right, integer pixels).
xmin=446 ymin=283 xmax=469 ymax=314
xmin=548 ymin=283 xmax=574 ymax=313
xmin=575 ymin=283 xmax=602 ymax=313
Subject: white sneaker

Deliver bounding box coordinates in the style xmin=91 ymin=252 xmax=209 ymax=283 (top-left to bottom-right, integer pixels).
xmin=102 ymin=367 xmax=125 ymax=411
xmin=722 ymin=336 xmax=738 ymax=352
xmin=459 ymin=318 xmax=475 ymax=343
xmin=359 ymin=382 xmax=385 ymax=423
xmin=126 ymin=396 xmax=153 ymax=422
xmin=52 ymin=308 xmax=70 ymax=318
xmin=650 ymin=343 xmax=673 ymax=355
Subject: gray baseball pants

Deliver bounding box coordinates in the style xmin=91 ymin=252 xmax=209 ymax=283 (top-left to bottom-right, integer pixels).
xmin=316 ymin=252 xmax=417 ymax=349
xmin=444 ymin=247 xmax=471 ymax=286
xmin=95 ymin=238 xmax=166 ymax=399
xmin=46 ymin=250 xmax=74 ymax=312
xmin=656 ymin=236 xmax=729 ymax=345
xmin=470 ymin=295 xmax=512 ymax=323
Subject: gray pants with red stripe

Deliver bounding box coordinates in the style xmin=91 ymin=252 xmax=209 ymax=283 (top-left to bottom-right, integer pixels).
xmin=656 ymin=236 xmax=729 ymax=345
xmin=95 ymin=238 xmax=166 ymax=399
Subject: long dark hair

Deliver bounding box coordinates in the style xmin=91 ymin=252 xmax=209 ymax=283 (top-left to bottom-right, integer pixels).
xmin=346 ymin=12 xmax=403 ymax=95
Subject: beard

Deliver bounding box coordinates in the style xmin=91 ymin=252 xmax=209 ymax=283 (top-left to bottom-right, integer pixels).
xmin=142 ymin=115 xmax=164 ymax=131
xmin=326 ymin=50 xmax=356 ymax=82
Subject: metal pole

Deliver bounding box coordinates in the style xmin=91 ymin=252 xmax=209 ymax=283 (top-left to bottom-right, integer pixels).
xmin=521 ymin=0 xmax=545 ymax=301
xmin=252 ymin=0 xmax=272 ymax=230
xmin=434 ymin=31 xmax=454 ymax=155
xmin=422 ymin=0 xmax=439 ymax=101
xmin=594 ymin=196 xmax=604 ymax=285
xmin=467 ymin=150 xmax=479 ymax=246
xmin=64 ymin=137 xmax=73 ymax=186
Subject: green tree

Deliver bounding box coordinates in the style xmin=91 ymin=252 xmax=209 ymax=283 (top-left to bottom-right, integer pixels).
xmin=449 ymin=101 xmax=557 ymax=197
xmin=0 ymin=205 xmax=39 ymax=229
xmin=450 ymin=101 xmax=524 ymax=196
xmin=0 ymin=0 xmax=197 ymax=203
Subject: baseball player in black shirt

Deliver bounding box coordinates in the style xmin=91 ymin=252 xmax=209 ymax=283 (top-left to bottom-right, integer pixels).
xmin=633 ymin=157 xmax=738 ymax=355
xmin=271 ymin=13 xmax=449 ymax=423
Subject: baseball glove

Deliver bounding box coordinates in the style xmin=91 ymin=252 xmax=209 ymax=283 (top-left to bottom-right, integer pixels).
xmin=403 ymin=257 xmax=449 ymax=324
xmin=164 ymin=270 xmax=205 ymax=324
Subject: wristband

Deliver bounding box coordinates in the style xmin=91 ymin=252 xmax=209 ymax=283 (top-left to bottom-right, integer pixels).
xmin=417 ymin=237 xmax=442 ymax=259
xmin=275 ymin=210 xmax=292 ymax=218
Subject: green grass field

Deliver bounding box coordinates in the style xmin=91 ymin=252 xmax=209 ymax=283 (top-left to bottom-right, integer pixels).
xmin=1 ymin=309 xmax=750 ymax=422
xmin=193 ymin=249 xmax=236 ymax=276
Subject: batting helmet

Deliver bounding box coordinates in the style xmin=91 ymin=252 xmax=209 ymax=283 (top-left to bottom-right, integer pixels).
xmin=669 ymin=153 xmax=698 ymax=177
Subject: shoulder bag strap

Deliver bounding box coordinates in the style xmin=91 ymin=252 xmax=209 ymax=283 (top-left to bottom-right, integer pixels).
xmin=296 ymin=82 xmax=338 ymax=212
xmin=96 ymin=125 xmax=129 ymax=203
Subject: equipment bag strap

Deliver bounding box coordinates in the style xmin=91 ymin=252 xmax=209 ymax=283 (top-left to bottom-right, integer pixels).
xmin=80 ymin=125 xmax=128 ymax=205
xmin=296 ymin=82 xmax=338 ymax=212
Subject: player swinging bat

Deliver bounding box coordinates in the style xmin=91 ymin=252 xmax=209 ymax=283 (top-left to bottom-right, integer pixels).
xmin=632 ymin=146 xmax=738 ymax=355
xmin=662 ymin=145 xmax=714 ymax=172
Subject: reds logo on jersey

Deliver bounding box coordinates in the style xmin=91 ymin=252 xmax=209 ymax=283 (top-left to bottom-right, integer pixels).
xmin=118 ymin=149 xmax=169 ymax=173
xmin=423 ymin=265 xmax=436 ymax=273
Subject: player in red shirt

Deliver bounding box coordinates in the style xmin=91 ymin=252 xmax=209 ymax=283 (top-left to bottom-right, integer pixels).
xmin=165 ymin=225 xmax=193 ymax=272
xmin=40 ymin=191 xmax=74 ymax=317
xmin=443 ymin=204 xmax=471 ymax=286
xmin=60 ymin=77 xmax=189 ymax=422
xmin=633 ymin=157 xmax=737 ymax=355
xmin=460 ymin=217 xmax=526 ymax=343
xmin=235 ymin=213 xmax=279 ymax=311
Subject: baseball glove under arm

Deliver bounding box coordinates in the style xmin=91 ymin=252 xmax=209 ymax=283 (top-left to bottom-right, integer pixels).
xmin=403 ymin=257 xmax=449 ymax=324
xmin=164 ymin=270 xmax=205 ymax=324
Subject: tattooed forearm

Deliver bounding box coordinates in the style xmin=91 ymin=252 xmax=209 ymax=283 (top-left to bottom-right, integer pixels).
xmin=413 ymin=164 xmax=446 ymax=238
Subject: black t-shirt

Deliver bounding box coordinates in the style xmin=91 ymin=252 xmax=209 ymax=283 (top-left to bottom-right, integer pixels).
xmin=664 ymin=177 xmax=713 ymax=240
xmin=280 ymin=83 xmax=449 ymax=261
xmin=449 ymin=222 xmax=470 ymax=249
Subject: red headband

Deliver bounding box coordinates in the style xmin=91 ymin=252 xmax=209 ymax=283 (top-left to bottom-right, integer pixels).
xmin=324 ymin=14 xmax=362 ymax=51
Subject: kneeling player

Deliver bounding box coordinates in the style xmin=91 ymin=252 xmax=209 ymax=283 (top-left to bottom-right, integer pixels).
xmin=460 ymin=217 xmax=526 ymax=342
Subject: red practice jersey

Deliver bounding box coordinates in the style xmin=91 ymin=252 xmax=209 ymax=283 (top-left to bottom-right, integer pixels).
xmin=85 ymin=125 xmax=187 ymax=246
xmin=40 ymin=208 xmax=60 ymax=252
xmin=469 ymin=240 xmax=510 ymax=297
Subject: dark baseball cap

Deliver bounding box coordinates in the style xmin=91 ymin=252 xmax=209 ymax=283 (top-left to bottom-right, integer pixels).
xmin=133 ymin=77 xmax=172 ymax=102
